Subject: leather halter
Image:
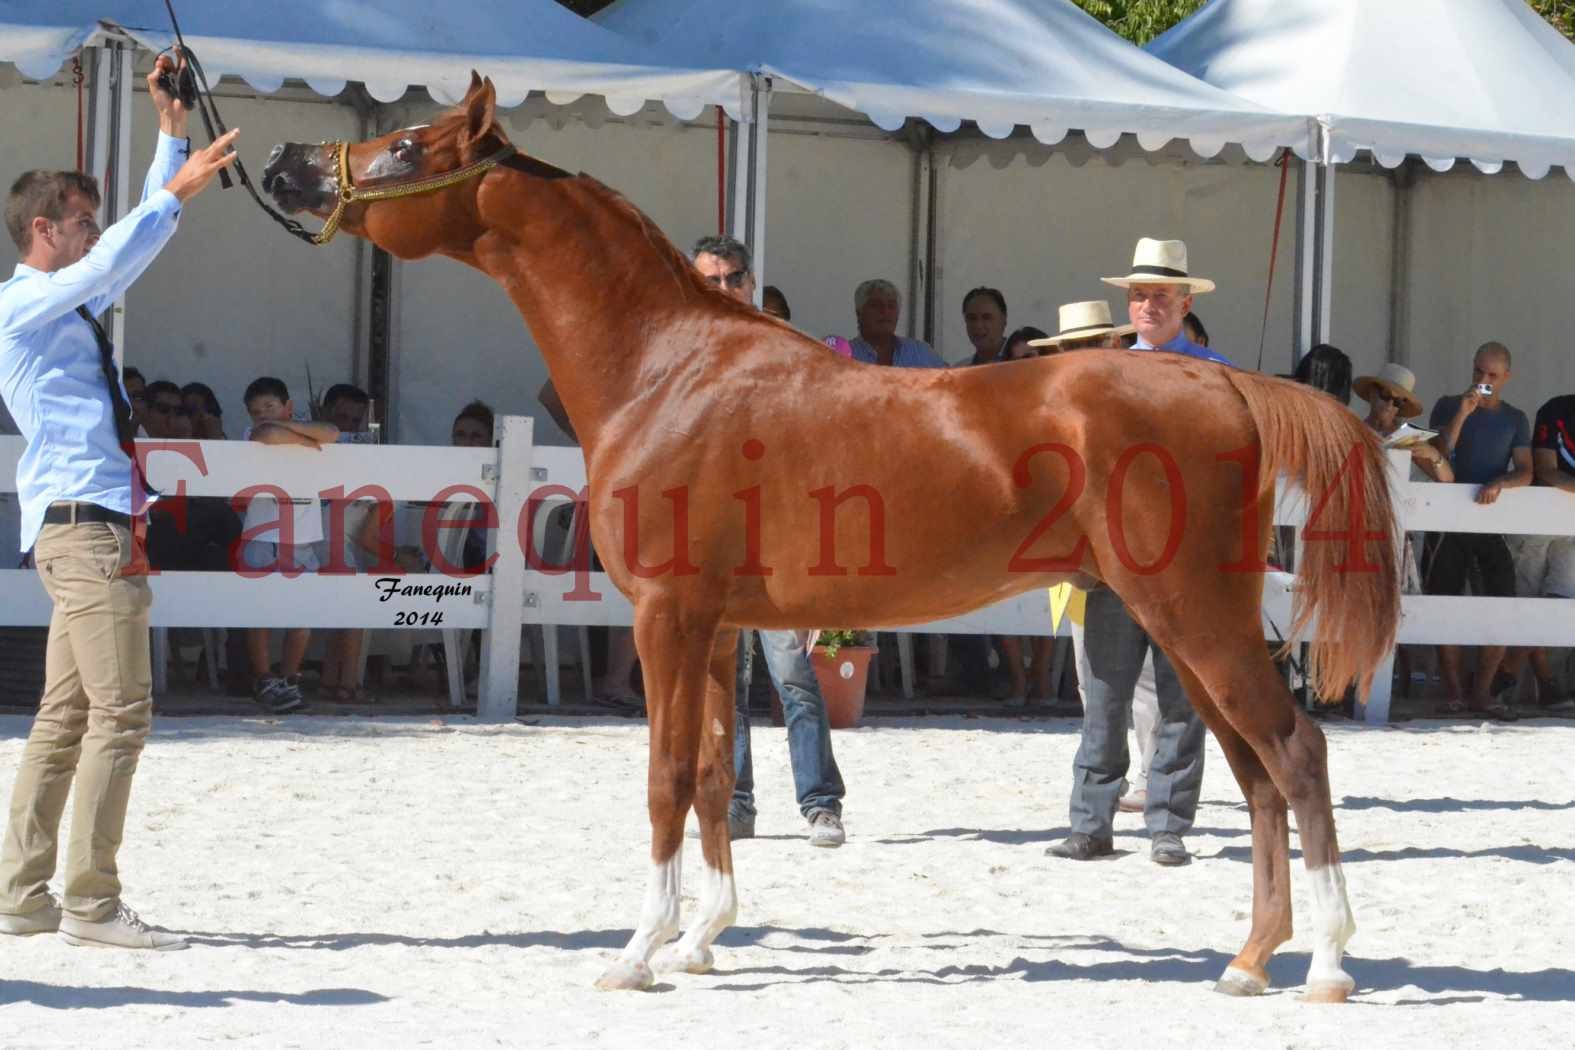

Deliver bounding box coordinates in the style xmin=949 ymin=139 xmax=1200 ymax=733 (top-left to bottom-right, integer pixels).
xmin=309 ymin=141 xmax=518 ymax=246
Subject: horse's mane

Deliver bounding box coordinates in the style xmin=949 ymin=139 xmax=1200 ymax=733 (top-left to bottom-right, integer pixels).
xmin=568 ymin=171 xmax=769 ymax=324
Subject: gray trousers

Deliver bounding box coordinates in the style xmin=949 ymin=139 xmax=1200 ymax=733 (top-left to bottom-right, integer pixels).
xmin=1068 ymin=587 xmax=1205 ymax=840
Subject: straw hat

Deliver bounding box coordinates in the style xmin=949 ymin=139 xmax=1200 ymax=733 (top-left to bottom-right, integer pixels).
xmin=1102 ymin=237 xmax=1216 ymax=294
xmin=1352 ymin=362 xmax=1423 ymax=419
xmin=1027 ymin=300 xmax=1135 ymax=348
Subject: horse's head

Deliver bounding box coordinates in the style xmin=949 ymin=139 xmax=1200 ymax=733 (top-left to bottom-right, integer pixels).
xmin=262 ymin=72 xmax=511 ymax=257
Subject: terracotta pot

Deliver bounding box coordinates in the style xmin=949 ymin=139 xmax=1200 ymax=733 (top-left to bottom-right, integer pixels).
xmin=810 ymin=645 xmax=875 ymax=729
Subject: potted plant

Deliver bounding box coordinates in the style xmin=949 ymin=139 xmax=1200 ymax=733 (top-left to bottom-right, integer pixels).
xmin=809 ymin=629 xmax=877 ymax=729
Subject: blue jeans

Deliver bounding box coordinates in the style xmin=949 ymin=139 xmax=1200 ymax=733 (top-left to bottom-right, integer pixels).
xmin=733 ymin=630 xmax=845 ymax=819
xmin=1067 ymin=588 xmax=1205 ymax=840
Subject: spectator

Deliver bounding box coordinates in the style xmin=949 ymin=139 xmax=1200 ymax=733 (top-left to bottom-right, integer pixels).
xmin=1294 ymin=343 xmax=1352 ymax=405
xmin=1497 ymin=392 xmax=1575 ymax=713
xmin=1183 ymin=311 xmax=1209 ymax=348
xmin=1003 ymin=325 xmax=1050 ymax=361
xmin=962 ymin=286 xmax=1009 ymax=365
xmin=316 ymin=382 xmax=375 ymax=702
xmin=1424 ymin=342 xmax=1533 ymax=720
xmin=181 ymin=381 xmax=225 ymax=439
xmin=848 ymin=279 xmax=945 ymax=368
xmin=140 ymin=380 xmax=184 ymax=439
xmin=1028 ymin=300 xmax=1134 ymax=354
xmin=693 ymin=234 xmax=757 ymax=302
xmin=322 ymin=382 xmax=370 ymax=438
xmin=239 ymin=376 xmax=338 ymax=713
xmin=451 ymin=399 xmax=492 ymax=448
xmin=1046 ymin=237 xmax=1219 ymax=868
xmin=1355 ymin=363 xmax=1452 ymax=482
xmin=123 ymin=366 xmax=147 ymax=435
xmin=690 ymin=235 xmax=847 ymax=847
xmin=953 ymin=287 xmax=1012 ymax=692
xmin=761 ymin=285 xmax=791 ymax=322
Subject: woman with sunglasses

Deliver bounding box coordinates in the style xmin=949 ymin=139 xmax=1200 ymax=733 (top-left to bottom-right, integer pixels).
xmin=1354 ymin=362 xmax=1452 ymax=483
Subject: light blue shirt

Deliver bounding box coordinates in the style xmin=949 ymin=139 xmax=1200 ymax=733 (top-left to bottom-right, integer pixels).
xmin=848 ymin=336 xmax=946 ymax=369
xmin=0 ymin=132 xmax=186 ymax=551
xmin=1133 ymin=330 xmax=1233 ymax=367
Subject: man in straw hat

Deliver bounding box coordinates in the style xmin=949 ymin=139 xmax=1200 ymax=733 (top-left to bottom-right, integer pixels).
xmin=1026 ymin=300 xmax=1133 ymax=353
xmin=1044 ymin=239 xmax=1225 ymax=868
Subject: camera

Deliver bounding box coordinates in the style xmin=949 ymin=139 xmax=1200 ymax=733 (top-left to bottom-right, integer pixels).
xmin=156 ymin=52 xmax=199 ymax=111
xmin=1474 ymin=383 xmax=1494 ymax=397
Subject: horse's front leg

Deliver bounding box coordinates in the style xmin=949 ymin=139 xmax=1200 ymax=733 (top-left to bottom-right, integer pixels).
xmin=651 ymin=625 xmax=741 ymax=977
xmin=595 ymin=598 xmax=720 ymax=991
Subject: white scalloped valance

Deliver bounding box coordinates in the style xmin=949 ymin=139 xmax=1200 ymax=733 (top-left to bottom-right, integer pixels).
xmin=595 ymin=0 xmax=1316 ymax=160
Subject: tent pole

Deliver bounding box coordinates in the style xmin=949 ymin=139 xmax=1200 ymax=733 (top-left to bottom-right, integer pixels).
xmin=1387 ymin=161 xmax=1418 ymax=365
xmin=750 ymin=77 xmax=772 ymax=303
xmin=111 ymin=44 xmax=134 ymax=361
xmin=1316 ymin=161 xmax=1336 ymax=346
xmin=87 ymin=42 xmax=133 ymax=366
xmin=1292 ymin=156 xmax=1316 ymax=367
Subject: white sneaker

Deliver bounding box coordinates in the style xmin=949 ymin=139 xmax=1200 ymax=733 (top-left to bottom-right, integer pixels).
xmin=59 ymin=902 xmax=188 ymax=951
xmin=807 ymin=809 xmax=845 ymax=848
xmin=0 ymin=895 xmax=61 ymax=936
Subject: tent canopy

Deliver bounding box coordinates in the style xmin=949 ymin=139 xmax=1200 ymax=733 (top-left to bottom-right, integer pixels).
xmin=0 ymin=1 xmax=745 ymax=118
xmin=596 ymin=0 xmax=1314 ymax=159
xmin=1148 ymin=0 xmax=1575 ymax=179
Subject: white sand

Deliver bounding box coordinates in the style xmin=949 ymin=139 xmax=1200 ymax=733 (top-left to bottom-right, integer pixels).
xmin=1 ymin=712 xmax=1572 ymax=1049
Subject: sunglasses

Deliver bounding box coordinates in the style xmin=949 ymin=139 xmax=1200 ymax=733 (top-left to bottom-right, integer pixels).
xmin=705 ymin=270 xmax=750 ymax=290
xmin=149 ymin=401 xmax=180 ymax=415
xmin=1378 ymin=392 xmax=1407 ymax=407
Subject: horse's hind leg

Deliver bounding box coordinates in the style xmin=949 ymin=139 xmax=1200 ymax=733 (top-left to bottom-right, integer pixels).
xmin=1170 ymin=639 xmax=1356 ymax=1002
xmin=596 ymin=601 xmax=715 ymax=992
xmin=1169 ymin=661 xmax=1293 ymax=996
xmin=652 ymin=626 xmax=741 ymax=976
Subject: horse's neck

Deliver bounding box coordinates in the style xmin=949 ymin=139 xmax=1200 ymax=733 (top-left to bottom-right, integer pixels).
xmin=471 ymin=174 xmax=698 ymax=456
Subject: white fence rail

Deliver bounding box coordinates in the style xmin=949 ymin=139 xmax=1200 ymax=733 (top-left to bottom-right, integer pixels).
xmin=3 ymin=434 xmax=1571 ymax=724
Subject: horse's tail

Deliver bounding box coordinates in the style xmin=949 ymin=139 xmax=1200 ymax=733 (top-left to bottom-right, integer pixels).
xmin=1224 ymin=370 xmax=1401 ymax=700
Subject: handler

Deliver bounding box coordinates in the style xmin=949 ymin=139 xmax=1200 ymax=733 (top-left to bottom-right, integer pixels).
xmin=0 ymin=54 xmax=237 ymax=949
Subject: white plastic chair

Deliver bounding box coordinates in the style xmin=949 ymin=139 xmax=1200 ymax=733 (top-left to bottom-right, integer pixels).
xmin=525 ymin=498 xmax=594 ymax=707
xmin=151 ymin=626 xmax=222 ymax=695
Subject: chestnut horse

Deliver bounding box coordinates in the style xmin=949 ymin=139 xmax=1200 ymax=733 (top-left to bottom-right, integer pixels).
xmin=263 ymin=76 xmax=1398 ymax=1001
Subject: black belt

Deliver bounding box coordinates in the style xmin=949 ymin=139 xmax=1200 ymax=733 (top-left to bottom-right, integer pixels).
xmin=43 ymin=502 xmax=132 ymax=528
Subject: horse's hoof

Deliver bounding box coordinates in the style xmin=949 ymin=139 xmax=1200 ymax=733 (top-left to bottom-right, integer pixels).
xmin=594 ymin=958 xmax=655 ymax=991
xmin=652 ymin=944 xmax=714 ymax=975
xmin=1214 ymin=966 xmax=1268 ymax=997
xmin=1301 ymin=976 xmax=1356 ymax=1004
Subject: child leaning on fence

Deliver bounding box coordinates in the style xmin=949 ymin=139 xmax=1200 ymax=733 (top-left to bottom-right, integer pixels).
xmin=236 ymin=376 xmax=338 ymax=713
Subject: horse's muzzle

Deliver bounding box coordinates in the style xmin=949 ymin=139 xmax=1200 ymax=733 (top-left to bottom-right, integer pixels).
xmin=262 ymin=142 xmax=335 ymax=213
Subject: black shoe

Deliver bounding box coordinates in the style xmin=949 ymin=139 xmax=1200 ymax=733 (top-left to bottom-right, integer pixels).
xmin=1046 ymin=833 xmax=1114 ymax=860
xmin=1151 ymin=832 xmax=1191 ymax=866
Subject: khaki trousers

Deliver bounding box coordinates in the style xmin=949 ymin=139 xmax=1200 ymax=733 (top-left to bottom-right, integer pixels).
xmin=0 ymin=521 xmax=153 ymax=921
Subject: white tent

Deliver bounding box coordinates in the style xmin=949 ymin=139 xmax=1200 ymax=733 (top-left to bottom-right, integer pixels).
xmin=1148 ymin=0 xmax=1575 ymax=179
xmin=1146 ymin=0 xmax=1575 ymax=394
xmin=596 ymin=0 xmax=1312 ymax=158
xmin=2 ymin=1 xmax=745 ymax=115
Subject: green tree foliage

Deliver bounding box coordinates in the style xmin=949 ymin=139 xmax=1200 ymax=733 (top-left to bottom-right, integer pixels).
xmin=551 ymin=0 xmax=1571 ymax=44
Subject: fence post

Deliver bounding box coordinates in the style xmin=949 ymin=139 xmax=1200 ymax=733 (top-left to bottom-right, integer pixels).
xmin=478 ymin=414 xmax=533 ymax=722
xmin=1355 ymin=450 xmax=1410 ymax=725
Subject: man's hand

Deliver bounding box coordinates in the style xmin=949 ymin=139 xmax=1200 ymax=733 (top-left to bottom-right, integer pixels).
xmin=164 ymin=129 xmax=240 ymax=203
xmin=148 ymin=54 xmax=190 ymax=138
xmin=1476 ymin=481 xmax=1504 ymax=505
xmin=1456 ymin=386 xmax=1483 ymax=419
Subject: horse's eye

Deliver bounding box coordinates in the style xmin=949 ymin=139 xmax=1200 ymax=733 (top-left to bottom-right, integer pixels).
xmin=392 ymin=138 xmax=419 ymax=163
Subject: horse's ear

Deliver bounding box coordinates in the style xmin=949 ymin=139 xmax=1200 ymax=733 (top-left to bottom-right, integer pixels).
xmin=461 ymin=76 xmax=498 ymax=156
xmin=466 ymin=69 xmax=484 ymax=97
